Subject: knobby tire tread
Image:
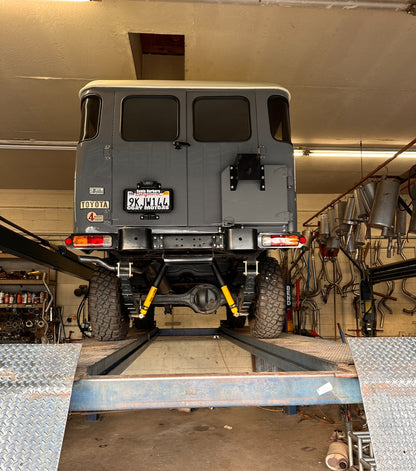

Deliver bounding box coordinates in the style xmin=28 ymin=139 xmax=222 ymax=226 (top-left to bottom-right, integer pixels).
xmin=250 ymin=256 xmax=285 ymax=339
xmin=88 ymin=268 xmax=130 ymax=341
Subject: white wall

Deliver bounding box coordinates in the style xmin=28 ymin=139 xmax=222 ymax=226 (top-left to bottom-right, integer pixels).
xmin=1 ymin=189 xmax=416 ymax=340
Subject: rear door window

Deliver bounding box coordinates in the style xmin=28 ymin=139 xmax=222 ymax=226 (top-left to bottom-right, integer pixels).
xmin=193 ymin=96 xmax=251 ymax=142
xmin=268 ymin=96 xmax=291 ymax=143
xmin=79 ymin=95 xmax=101 ymax=141
xmin=121 ymin=96 xmax=179 ymax=141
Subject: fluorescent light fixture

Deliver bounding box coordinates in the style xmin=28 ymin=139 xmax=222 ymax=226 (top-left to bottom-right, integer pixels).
xmin=294 ymin=148 xmax=416 ymax=158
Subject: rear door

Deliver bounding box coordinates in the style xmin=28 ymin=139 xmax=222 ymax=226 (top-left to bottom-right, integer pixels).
xmin=186 ymin=90 xmax=259 ymax=228
xmin=111 ymin=90 xmax=188 ymax=227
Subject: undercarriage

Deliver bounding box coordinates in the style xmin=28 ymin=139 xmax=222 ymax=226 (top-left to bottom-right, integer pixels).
xmin=84 ymin=251 xmax=285 ymax=341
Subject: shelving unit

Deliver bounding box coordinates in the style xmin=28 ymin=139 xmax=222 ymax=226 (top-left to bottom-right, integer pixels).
xmin=0 ymin=252 xmax=60 ymax=343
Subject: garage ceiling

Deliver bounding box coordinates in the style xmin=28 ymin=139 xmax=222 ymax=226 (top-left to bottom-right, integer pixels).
xmin=0 ymin=0 xmax=415 ymax=193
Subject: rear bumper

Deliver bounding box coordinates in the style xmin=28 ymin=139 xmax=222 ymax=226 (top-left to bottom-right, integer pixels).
xmin=66 ymin=227 xmax=303 ymax=251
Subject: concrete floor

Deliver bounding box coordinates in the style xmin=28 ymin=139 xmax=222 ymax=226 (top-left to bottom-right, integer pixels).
xmin=59 ymin=405 xmax=343 ymax=471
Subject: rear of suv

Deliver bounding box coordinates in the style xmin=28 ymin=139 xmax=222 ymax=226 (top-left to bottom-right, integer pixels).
xmin=66 ymin=80 xmax=303 ymax=340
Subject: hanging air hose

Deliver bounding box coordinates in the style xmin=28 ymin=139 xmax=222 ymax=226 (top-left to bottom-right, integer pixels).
xmin=75 ymin=287 xmax=92 ymax=338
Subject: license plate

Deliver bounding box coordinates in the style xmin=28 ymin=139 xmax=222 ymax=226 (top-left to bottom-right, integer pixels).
xmin=124 ymin=189 xmax=172 ymax=212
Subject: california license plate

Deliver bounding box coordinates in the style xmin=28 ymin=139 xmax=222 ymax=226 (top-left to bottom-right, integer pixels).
xmin=124 ymin=189 xmax=172 ymax=212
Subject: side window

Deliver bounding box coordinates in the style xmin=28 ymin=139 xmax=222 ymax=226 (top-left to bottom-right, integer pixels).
xmin=121 ymin=96 xmax=179 ymax=141
xmin=79 ymin=95 xmax=101 ymax=141
xmin=193 ymin=96 xmax=251 ymax=142
xmin=268 ymin=96 xmax=291 ymax=143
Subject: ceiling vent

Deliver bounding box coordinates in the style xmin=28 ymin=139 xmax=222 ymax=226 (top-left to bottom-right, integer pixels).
xmin=129 ymin=33 xmax=185 ymax=80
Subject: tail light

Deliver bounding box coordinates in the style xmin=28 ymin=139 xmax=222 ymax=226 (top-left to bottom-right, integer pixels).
xmin=260 ymin=234 xmax=306 ymax=248
xmin=66 ymin=235 xmax=112 ymax=248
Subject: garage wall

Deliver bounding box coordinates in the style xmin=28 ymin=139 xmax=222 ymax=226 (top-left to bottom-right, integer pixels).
xmin=298 ymin=194 xmax=416 ymax=339
xmin=1 ymin=189 xmax=416 ymax=340
xmin=0 ymin=189 xmax=84 ymax=338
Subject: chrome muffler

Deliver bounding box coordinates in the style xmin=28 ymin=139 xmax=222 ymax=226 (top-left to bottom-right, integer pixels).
xmin=353 ymin=180 xmax=376 ymax=221
xmin=319 ymin=212 xmax=330 ymax=238
xmin=368 ymin=178 xmax=400 ymax=230
xmin=335 ymin=200 xmax=347 ymax=235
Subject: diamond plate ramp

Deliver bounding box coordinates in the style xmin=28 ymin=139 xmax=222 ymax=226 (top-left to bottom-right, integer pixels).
xmin=0 ymin=344 xmax=81 ymax=471
xmin=349 ymin=337 xmax=416 ymax=471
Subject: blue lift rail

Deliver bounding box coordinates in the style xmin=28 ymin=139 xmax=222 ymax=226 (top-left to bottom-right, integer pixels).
xmin=69 ymin=327 xmax=362 ymax=412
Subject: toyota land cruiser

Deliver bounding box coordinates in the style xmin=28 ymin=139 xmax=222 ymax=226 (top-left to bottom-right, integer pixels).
xmin=65 ymin=80 xmax=303 ymax=340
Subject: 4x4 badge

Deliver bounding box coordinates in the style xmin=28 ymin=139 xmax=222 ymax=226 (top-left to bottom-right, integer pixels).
xmin=87 ymin=212 xmax=104 ymax=222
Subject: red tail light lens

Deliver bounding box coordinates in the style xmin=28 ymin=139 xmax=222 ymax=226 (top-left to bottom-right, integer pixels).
xmin=260 ymin=234 xmax=303 ymax=248
xmin=71 ymin=235 xmax=112 ymax=248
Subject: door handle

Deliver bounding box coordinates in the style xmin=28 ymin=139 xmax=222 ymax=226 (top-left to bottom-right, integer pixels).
xmin=173 ymin=141 xmax=190 ymax=150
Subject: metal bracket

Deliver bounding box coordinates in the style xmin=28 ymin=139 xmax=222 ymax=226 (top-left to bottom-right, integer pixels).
xmin=117 ymin=261 xmax=136 ymax=315
xmin=140 ymin=213 xmax=160 ymax=220
xmin=240 ymin=257 xmax=258 ymax=314
xmin=137 ymin=180 xmax=161 ymax=190
xmin=244 ymin=259 xmax=259 ymax=276
xmin=116 ymin=261 xmax=132 ymax=279
xmin=229 ymin=154 xmax=265 ymax=191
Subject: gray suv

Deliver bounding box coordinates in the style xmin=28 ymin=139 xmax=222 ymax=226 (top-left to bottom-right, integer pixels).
xmin=65 ymin=81 xmax=303 ymax=341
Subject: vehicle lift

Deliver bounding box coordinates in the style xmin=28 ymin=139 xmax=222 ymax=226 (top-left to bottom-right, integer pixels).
xmin=2 ymin=218 xmax=416 ymax=470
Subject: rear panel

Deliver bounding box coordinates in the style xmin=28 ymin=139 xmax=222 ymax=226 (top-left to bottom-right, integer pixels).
xmin=74 ymin=88 xmax=114 ymax=234
xmin=73 ymin=83 xmax=297 ymax=238
xmin=111 ymin=90 xmax=188 ymax=229
xmin=186 ymin=90 xmax=259 ymax=228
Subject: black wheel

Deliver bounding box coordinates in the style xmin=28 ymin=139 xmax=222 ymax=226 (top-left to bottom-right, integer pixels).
xmin=88 ymin=268 xmax=130 ymax=341
xmin=133 ymin=306 xmax=156 ymax=330
xmin=250 ymin=256 xmax=286 ymax=339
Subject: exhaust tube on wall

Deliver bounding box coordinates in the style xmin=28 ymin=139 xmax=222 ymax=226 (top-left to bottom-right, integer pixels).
xmin=408 ymin=202 xmax=416 ymax=234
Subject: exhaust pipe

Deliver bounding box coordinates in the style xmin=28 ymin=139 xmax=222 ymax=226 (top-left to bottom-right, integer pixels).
xmin=409 ymin=202 xmax=416 ymax=234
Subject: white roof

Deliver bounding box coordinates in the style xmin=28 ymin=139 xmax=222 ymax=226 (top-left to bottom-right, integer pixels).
xmin=80 ymin=80 xmax=290 ymax=99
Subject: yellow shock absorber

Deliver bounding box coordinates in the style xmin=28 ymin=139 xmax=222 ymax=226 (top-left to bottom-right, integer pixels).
xmin=140 ymin=286 xmax=158 ymax=318
xmin=212 ymin=260 xmax=240 ymax=317
xmin=221 ymin=285 xmax=239 ymax=317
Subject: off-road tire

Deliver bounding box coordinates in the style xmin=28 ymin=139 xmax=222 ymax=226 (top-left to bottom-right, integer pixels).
xmin=250 ymin=256 xmax=285 ymax=339
xmin=88 ymin=268 xmax=130 ymax=341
